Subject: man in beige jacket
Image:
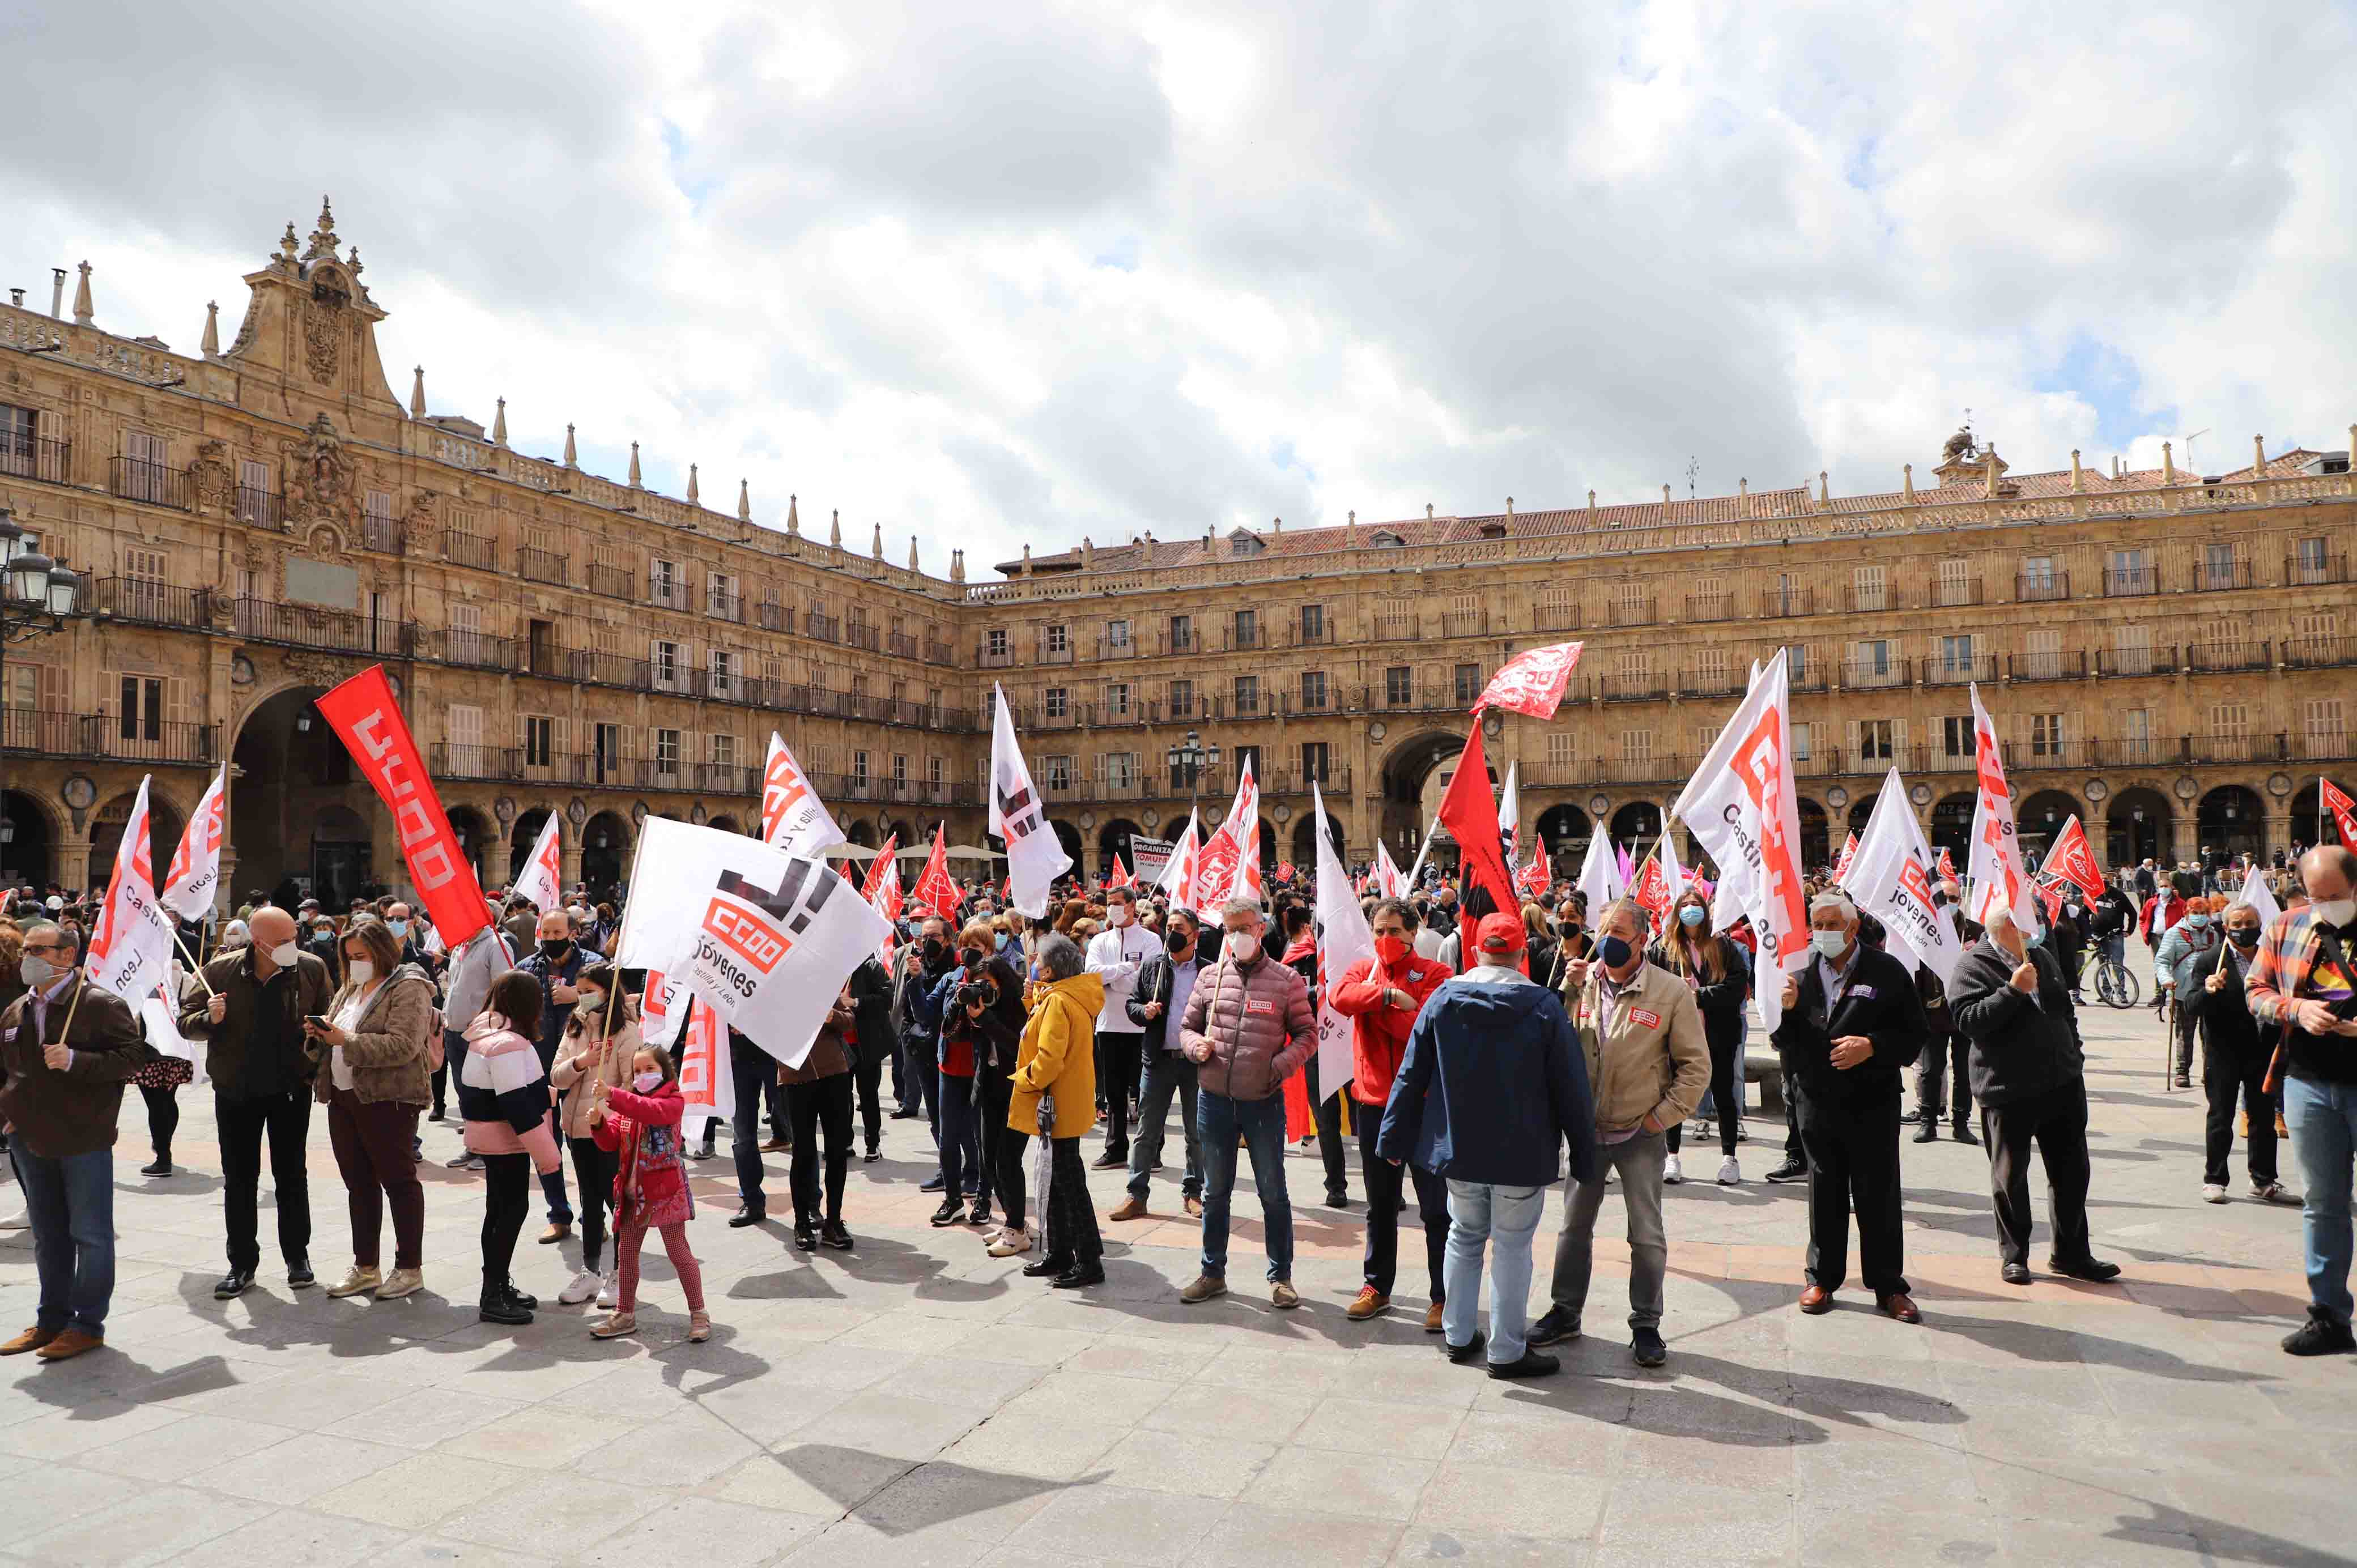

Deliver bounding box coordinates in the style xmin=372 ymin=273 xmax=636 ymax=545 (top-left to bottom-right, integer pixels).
xmin=1529 ymin=897 xmax=1709 ymax=1367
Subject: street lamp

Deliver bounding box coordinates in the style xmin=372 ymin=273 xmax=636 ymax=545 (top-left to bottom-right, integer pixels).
xmin=1165 ymin=728 xmax=1220 ymax=823
xmin=0 ymin=507 xmax=78 ymax=887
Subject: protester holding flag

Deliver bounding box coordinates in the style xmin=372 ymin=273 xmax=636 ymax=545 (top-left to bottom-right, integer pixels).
xmin=588 ymin=1043 xmax=710 ymax=1343
xmin=2156 ymin=895 xmax=2226 ymax=1089
xmin=0 ymin=921 xmax=148 ymax=1362
xmin=548 ymin=965 xmax=638 ymax=1307
xmin=1649 ymin=888 xmax=1751 ymax=1186
xmin=2192 ymin=901 xmax=2290 ymax=1205
xmin=458 ymin=970 xmax=567 ymax=1325
xmin=180 ymin=906 xmax=334 ymax=1299
xmin=1330 ymin=897 xmax=1452 ymax=1325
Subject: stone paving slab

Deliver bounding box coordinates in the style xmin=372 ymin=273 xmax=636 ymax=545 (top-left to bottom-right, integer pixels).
xmin=2 ymin=980 xmax=2351 ymax=1566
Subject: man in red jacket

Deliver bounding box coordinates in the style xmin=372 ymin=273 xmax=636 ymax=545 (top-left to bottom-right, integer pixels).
xmin=1330 ymin=898 xmax=1453 ymax=1326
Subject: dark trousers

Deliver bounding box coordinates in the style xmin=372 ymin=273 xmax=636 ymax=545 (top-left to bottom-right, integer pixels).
xmin=1981 ymin=1079 xmax=2095 ymax=1268
xmin=141 ymin=1084 xmax=180 ymax=1161
xmin=1304 ymin=1055 xmax=1348 ymax=1198
xmin=1796 ymin=1086 xmax=1908 ymax=1297
xmin=977 ymin=1068 xmax=1018 ymax=1222
xmin=1095 ymin=1029 xmax=1143 ymax=1156
xmin=1667 ymin=1026 xmax=1741 ymax=1156
xmin=853 ymin=1049 xmax=886 ymax=1152
xmin=939 ymin=1072 xmax=981 ymax=1200
xmin=1044 ymin=1136 xmax=1103 ymax=1266
xmin=890 ymin=1028 xmax=911 ymax=1108
xmin=2204 ymin=1050 xmax=2280 ymax=1187
xmin=325 ymin=1089 xmax=425 ymax=1271
xmin=479 ymin=1151 xmax=531 ymax=1289
xmin=437 ymin=1028 xmax=465 ymax=1118
xmin=1778 ymin=1061 xmax=1806 ymax=1166
xmin=2171 ymin=999 xmax=2199 ymax=1077
xmin=905 ymin=1043 xmax=941 ymax=1149
xmin=1916 ymin=1031 xmax=1972 ymax=1125
xmin=998 ymin=1124 xmax=1032 ymax=1230
xmin=764 ymin=1072 xmax=789 ymax=1141
xmin=1356 ymin=1098 xmax=1447 ymax=1300
xmin=216 ymin=1089 xmax=314 ymax=1272
xmin=567 ymin=1135 xmax=619 ymax=1271
xmin=731 ymin=1037 xmax=773 ymax=1212
xmin=786 ymin=1073 xmax=854 ymax=1224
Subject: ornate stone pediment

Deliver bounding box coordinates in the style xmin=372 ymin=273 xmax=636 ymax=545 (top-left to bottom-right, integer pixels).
xmin=189 ymin=438 xmax=236 ymax=515
xmin=282 ymin=412 xmax=359 ymax=529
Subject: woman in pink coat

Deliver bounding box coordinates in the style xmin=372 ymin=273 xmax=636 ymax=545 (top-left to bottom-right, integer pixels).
xmin=589 ymin=1043 xmax=709 ymax=1342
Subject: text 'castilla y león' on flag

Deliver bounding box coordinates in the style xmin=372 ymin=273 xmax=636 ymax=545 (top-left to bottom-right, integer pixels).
xmin=1673 ymin=652 xmax=1806 ymax=1029
xmin=615 ymin=816 xmax=888 ymax=1071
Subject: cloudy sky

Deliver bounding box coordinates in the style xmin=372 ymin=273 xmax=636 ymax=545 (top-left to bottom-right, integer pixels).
xmin=6 ymin=1 xmax=2351 ymax=576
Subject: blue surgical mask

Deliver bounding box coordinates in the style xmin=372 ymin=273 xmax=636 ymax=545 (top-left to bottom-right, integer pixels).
xmin=386 ymin=919 xmax=409 ymax=939
xmin=2184 ymin=913 xmax=2210 ymax=929
xmin=1677 ymin=906 xmax=1705 ymax=928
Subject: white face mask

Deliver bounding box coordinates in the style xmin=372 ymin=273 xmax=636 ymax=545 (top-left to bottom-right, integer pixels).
xmin=268 ymin=941 xmax=300 ymax=967
xmin=1810 ymin=929 xmax=1850 ymax=959
xmin=347 ymin=959 xmax=375 ymax=985
xmin=2313 ymin=897 xmax=2356 ymax=929
xmin=1110 ymin=905 xmax=1133 ymax=927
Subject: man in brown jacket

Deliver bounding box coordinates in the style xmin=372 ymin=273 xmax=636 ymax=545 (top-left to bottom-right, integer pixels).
xmin=1530 ymin=897 xmax=1709 ymax=1367
xmin=179 ymin=906 xmax=334 ymax=1299
xmin=1176 ymin=895 xmax=1316 ymax=1308
xmin=0 ymin=921 xmax=147 ymax=1361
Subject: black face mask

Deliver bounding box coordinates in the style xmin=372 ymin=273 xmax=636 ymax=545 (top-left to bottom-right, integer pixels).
xmin=958 ymin=948 xmax=984 ymax=969
xmin=1597 ymin=934 xmax=1635 ymax=970
xmin=921 ymin=937 xmax=947 ymax=963
xmin=2228 ymin=927 xmax=2261 ymax=948
xmin=538 ymin=939 xmax=570 ymax=960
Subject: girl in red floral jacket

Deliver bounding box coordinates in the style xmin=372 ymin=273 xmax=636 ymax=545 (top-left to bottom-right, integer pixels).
xmin=588 ymin=1044 xmax=709 ymax=1342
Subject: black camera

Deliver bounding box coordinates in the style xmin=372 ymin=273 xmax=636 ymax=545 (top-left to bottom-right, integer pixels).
xmin=956 ymin=977 xmax=996 ymax=1011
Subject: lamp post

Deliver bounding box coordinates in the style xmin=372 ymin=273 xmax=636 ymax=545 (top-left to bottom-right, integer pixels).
xmin=0 ymin=507 xmax=79 ymax=887
xmin=1165 ymin=728 xmax=1220 ymax=825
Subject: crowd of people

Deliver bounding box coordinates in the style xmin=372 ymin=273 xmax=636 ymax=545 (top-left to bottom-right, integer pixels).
xmin=3 ymin=838 xmax=2356 ymax=1379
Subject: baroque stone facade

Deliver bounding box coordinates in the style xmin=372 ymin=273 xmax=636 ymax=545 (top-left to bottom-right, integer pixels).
xmin=1 ymin=198 xmax=2352 ymax=906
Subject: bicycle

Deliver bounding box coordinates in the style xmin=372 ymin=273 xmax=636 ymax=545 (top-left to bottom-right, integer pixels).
xmin=2078 ymin=945 xmax=2140 ymax=1009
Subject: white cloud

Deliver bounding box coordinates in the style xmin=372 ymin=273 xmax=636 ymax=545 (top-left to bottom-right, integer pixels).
xmin=5 ymin=0 xmax=2352 ymax=578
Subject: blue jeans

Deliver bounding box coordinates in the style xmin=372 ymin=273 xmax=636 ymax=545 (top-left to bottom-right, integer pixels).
xmin=1195 ymin=1090 xmax=1292 ymax=1282
xmin=2284 ymin=1073 xmax=2357 ymax=1324
xmin=1444 ymin=1179 xmax=1546 ymax=1365
xmin=938 ymin=1072 xmax=980 ymax=1200
xmin=18 ymin=1148 xmax=115 ymax=1336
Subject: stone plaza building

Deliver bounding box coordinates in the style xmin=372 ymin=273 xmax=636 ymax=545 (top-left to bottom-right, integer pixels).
xmin=0 ymin=199 xmax=2350 ymax=906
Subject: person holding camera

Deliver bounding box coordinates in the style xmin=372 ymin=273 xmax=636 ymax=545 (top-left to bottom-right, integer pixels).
xmin=939 ymin=935 xmax=1027 ymax=1247
xmin=180 ymin=905 xmax=333 ymax=1300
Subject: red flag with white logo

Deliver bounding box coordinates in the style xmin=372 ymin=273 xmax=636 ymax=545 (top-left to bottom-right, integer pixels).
xmin=911 ymin=823 xmax=959 ymax=922
xmin=2322 ymin=777 xmax=2357 ymax=849
xmin=159 ymin=763 xmax=227 ymax=924
xmin=315 ymin=665 xmax=490 ymax=950
xmin=2042 ymin=815 xmax=2106 ymax=902
xmin=1470 ymin=641 xmax=1585 ymax=719
xmin=860 ymin=834 xmax=899 ymax=900
xmin=1832 ymin=830 xmax=1858 ymax=882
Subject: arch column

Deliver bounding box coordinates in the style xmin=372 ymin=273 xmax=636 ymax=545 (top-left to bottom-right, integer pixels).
xmin=560 ymin=832 xmax=584 ymax=892
xmin=2170 ymin=813 xmax=2197 ymax=864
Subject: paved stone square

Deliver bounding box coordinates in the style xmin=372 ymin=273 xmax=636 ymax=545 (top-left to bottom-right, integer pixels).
xmin=2 ymin=992 xmax=2350 ymax=1567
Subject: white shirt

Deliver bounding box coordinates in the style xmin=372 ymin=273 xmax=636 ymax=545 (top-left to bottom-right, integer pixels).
xmin=1085 ymin=920 xmax=1164 ymax=1035
xmin=329 ymin=985 xmax=375 ymax=1092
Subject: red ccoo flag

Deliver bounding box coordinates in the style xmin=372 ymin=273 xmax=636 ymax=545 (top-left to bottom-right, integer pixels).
xmin=1435 ymin=718 xmax=1521 ymax=919
xmin=1470 ymin=640 xmax=1585 ymax=719
xmin=1935 ymin=846 xmax=1958 ymax=883
xmin=2042 ymin=815 xmax=2107 ymax=901
xmin=316 ymin=665 xmax=491 ymax=951
xmin=911 ymin=824 xmax=959 ymax=921
xmin=1832 ymin=830 xmax=1858 ymax=881
xmin=860 ymin=833 xmax=899 ymax=900
xmin=1107 ymin=853 xmax=1133 ymax=890
xmin=2322 ymin=777 xmax=2357 ymax=849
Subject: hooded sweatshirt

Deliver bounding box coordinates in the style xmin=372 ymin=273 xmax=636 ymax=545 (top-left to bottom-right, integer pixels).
xmin=458 ymin=1011 xmax=561 ymax=1170
xmin=1377 ymin=967 xmax=1600 ymax=1188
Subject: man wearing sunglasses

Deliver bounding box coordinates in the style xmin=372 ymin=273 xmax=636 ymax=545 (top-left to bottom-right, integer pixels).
xmin=0 ymin=922 xmax=148 ymax=1361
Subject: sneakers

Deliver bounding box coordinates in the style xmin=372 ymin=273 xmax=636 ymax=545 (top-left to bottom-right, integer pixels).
xmin=2202 ymin=1183 xmax=2229 ymax=1204
xmin=326 ymin=1265 xmax=383 ymax=1298
xmin=988 ymin=1228 xmax=1033 ymax=1258
xmin=1662 ymin=1153 xmax=1684 ymax=1186
xmin=2282 ymin=1307 xmax=2357 ymax=1357
xmin=595 ymin=1268 xmax=619 ymax=1308
xmin=1179 ymin=1274 xmax=1227 ymax=1304
xmin=377 ymin=1268 xmax=425 ymax=1300
xmin=0 ymin=1208 xmax=25 ymax=1230
xmin=1526 ymin=1306 xmax=1579 ymax=1347
xmin=539 ymin=1224 xmax=571 ymax=1245
xmin=1717 ymin=1156 xmax=1741 ymax=1186
xmin=559 ymin=1269 xmax=602 ymax=1305
xmin=1184 ymin=1195 xmax=1203 ymax=1218
xmin=1488 ymin=1350 xmax=1559 ymax=1380
xmin=688 ymin=1310 xmax=712 ymax=1342
xmin=287 ymin=1258 xmax=316 ymax=1289
xmin=447 ymin=1151 xmax=483 ymax=1170
xmin=794 ymin=1221 xmax=818 ymax=1252
xmin=1091 ymin=1149 xmax=1128 ymax=1170
xmin=1631 ymin=1327 xmax=1668 ymax=1368
xmin=2253 ymin=1180 xmax=2296 ymax=1204
xmin=1107 ymin=1195 xmax=1148 ymax=1222
xmin=590 ymin=1312 xmax=638 ymax=1340
xmin=1271 ymin=1281 xmax=1300 ymax=1310
xmin=1765 ymin=1159 xmax=1807 ymax=1184
xmin=929 ymin=1200 xmax=966 ymax=1227
xmin=1346 ymin=1286 xmax=1390 ymax=1321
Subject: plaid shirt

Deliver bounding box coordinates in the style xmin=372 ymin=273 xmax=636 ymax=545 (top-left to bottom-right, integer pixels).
xmin=2245 ymin=907 xmax=2356 ymax=1028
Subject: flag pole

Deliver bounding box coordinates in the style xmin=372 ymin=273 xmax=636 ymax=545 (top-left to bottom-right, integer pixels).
xmin=172 ymin=926 xmax=217 ymax=999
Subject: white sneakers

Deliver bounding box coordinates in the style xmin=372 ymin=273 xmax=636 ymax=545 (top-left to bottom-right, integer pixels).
xmin=0 ymin=1207 xmax=29 ymax=1230
xmin=2201 ymin=1183 xmax=2229 ymax=1204
xmin=595 ymin=1268 xmax=619 ymax=1309
xmin=1663 ymin=1153 xmax=1684 ymax=1186
xmin=559 ymin=1269 xmax=602 ymax=1305
xmin=1717 ymin=1156 xmax=1741 ymax=1186
xmin=986 ymin=1228 xmax=1033 ymax=1257
xmin=2253 ymin=1180 xmax=2295 ymax=1204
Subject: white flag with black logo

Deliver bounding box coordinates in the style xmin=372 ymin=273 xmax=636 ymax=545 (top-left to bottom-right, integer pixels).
xmin=1842 ymin=768 xmax=1963 ymax=985
xmin=988 ymin=683 xmax=1071 ymax=918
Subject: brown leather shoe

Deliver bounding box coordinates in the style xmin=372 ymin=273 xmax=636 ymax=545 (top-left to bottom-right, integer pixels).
xmin=1422 ymin=1301 xmax=1445 ymax=1333
xmin=33 ymin=1327 xmax=101 ymax=1361
xmin=1879 ymin=1292 xmax=1921 ymax=1324
xmin=1798 ymin=1285 xmax=1835 ymax=1314
xmin=1184 ymin=1195 xmax=1203 ymax=1218
xmin=1106 ymin=1195 xmax=1148 ymax=1222
xmin=539 ymin=1224 xmax=571 ymax=1245
xmin=0 ymin=1326 xmax=57 ymax=1356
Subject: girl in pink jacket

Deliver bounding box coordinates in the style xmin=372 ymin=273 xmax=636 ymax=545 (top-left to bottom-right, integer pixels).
xmin=589 ymin=1043 xmax=709 ymax=1342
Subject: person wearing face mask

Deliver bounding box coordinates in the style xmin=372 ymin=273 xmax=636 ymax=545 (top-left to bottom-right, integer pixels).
xmin=303 ymin=918 xmax=437 ymax=1302
xmin=1109 ymin=906 xmax=1208 ymax=1227
xmin=1329 ymin=898 xmax=1452 ymax=1326
xmin=548 ymin=964 xmax=639 ymax=1307
xmin=2157 ymin=894 xmax=2227 ymax=1089
xmin=1770 ymin=892 xmax=1927 ymax=1322
xmin=517 ymin=909 xmax=604 ymax=1245
xmin=894 ymin=915 xmax=955 ymax=1143
xmin=2247 ymin=846 xmax=2357 ymax=1355
xmin=1948 ymin=907 xmax=2121 ymax=1288
xmin=1529 ymin=898 xmax=1707 ymax=1367
xmin=1083 ymin=887 xmax=1163 ymax=1171
xmin=2192 ymin=901 xmax=2291 ymax=1207
xmin=180 ymin=906 xmax=333 ymax=1299
xmin=1650 ymin=891 xmax=1751 ymax=1186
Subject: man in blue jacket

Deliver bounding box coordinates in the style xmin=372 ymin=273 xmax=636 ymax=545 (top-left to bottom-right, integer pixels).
xmin=1379 ymin=914 xmax=1599 ymax=1379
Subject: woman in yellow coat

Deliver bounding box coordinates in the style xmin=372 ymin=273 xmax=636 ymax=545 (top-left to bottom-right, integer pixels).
xmin=1009 ymin=933 xmax=1104 ymax=1288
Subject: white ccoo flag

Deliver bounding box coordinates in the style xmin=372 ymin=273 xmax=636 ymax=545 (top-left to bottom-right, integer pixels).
xmin=614 ymin=817 xmax=889 ymax=1070
xmin=1965 ymin=683 xmax=2041 ymax=937
xmin=1575 ymin=825 xmax=1624 ymax=921
xmin=988 ymin=684 xmax=1072 ymax=919
xmin=84 ymin=775 xmax=175 ymax=1004
xmin=159 ymin=764 xmax=227 ymax=924
xmin=1197 ymin=755 xmax=1262 ymax=910
xmin=1158 ymin=810 xmax=1202 ymax=911
xmin=2235 ymin=862 xmax=2283 ymax=927
xmin=512 ymin=809 xmax=564 ymax=918
xmin=1496 ymin=760 xmax=1521 ymax=868
xmin=1373 ymin=838 xmax=1405 ymax=900
xmin=761 ymin=731 xmax=847 ymax=857
xmin=1673 ymin=650 xmax=1808 ymax=1029
xmin=1843 ymin=768 xmax=1964 ymax=985
xmin=1309 ymin=782 xmax=1372 ymax=1098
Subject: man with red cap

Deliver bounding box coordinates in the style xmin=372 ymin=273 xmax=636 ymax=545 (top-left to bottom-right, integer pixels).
xmin=1379 ymin=911 xmax=1598 ymax=1378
